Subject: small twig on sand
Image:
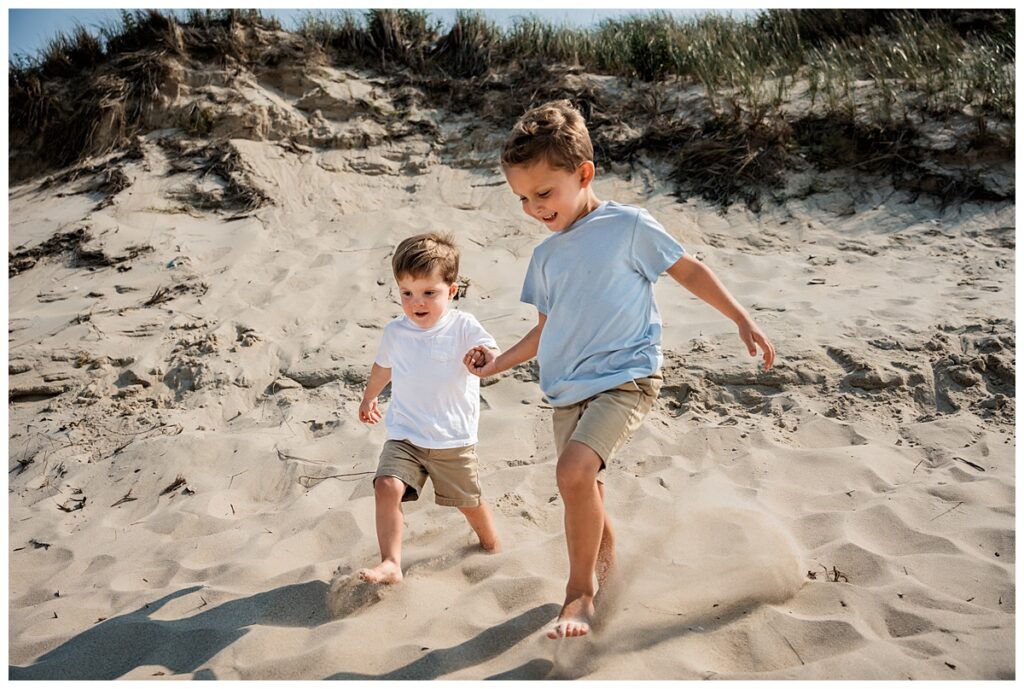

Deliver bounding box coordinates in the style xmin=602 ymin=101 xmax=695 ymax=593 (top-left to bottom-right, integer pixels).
xmin=930 ymin=501 xmax=965 ymax=521
xmin=953 ymin=457 xmax=985 ymax=472
xmin=228 ymin=470 xmax=248 ymax=489
xmin=108 ymin=440 xmax=133 ymax=458
xmin=299 ymin=471 xmax=373 ymax=488
xmin=768 ymin=622 xmax=804 ymax=665
xmin=110 ymin=490 xmax=137 ymax=507
xmin=96 ymin=421 xmax=182 ymax=438
xmin=275 ymin=447 xmax=324 ymax=465
xmin=822 ymin=564 xmax=849 ymax=582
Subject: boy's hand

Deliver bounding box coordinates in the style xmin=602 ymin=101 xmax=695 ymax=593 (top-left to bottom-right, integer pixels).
xmin=463 ymin=345 xmax=498 ymax=378
xmin=738 ymin=320 xmax=776 ymax=370
xmin=359 ymin=397 xmax=382 ymax=424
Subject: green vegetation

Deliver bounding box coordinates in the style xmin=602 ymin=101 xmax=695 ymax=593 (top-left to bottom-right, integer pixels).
xmin=294 ymin=9 xmax=1013 ymax=123
xmin=9 ymin=9 xmax=1014 ymax=207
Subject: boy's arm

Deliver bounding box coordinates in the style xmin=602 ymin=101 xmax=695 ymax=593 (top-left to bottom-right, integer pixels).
xmin=465 ymin=312 xmax=546 ymax=377
xmin=666 ymin=255 xmax=776 ymax=370
xmin=359 ymin=363 xmax=392 ymax=424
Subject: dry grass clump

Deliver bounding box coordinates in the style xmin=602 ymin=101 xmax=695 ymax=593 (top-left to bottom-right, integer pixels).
xmin=298 ymin=9 xmax=440 ymax=71
xmin=9 ymin=9 xmax=280 ymax=182
xmin=791 ymin=113 xmax=1009 ymax=208
xmin=670 ymin=117 xmax=791 ymax=211
xmin=501 ymin=17 xmax=595 ymax=68
xmin=432 ymin=11 xmax=501 ymax=78
xmin=8 ymin=228 xmax=153 ymax=277
xmin=159 ymin=139 xmax=272 ymax=215
xmin=804 ymin=12 xmax=1015 ymax=123
xmin=302 ymin=9 xmax=502 ymax=78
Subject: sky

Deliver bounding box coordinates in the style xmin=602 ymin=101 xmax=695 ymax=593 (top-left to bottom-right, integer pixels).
xmin=7 ymin=7 xmax=756 ymax=62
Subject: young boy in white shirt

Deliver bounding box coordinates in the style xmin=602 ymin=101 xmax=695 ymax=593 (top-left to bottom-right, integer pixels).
xmin=357 ymin=232 xmax=501 ymax=584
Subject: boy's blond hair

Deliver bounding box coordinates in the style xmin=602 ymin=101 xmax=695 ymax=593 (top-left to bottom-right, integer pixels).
xmin=501 ymin=99 xmax=593 ymax=172
xmin=392 ymin=232 xmax=460 ymax=284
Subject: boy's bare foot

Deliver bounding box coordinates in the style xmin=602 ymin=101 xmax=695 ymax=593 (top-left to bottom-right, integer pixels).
xmin=547 ymin=592 xmax=595 ymax=639
xmin=357 ymin=560 xmax=403 ymax=584
xmin=480 ymin=537 xmax=501 ymax=553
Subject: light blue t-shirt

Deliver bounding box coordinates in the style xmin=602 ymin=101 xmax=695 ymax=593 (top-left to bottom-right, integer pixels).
xmin=520 ymin=201 xmax=685 ymax=407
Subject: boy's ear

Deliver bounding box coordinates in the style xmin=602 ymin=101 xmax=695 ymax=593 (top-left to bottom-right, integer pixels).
xmin=448 ymin=282 xmax=458 ymax=299
xmin=578 ymin=161 xmax=596 ymax=187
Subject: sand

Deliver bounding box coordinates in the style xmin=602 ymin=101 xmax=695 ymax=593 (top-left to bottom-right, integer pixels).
xmin=7 ymin=62 xmax=1015 ymax=680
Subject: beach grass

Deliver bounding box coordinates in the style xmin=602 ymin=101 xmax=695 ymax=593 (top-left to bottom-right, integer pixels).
xmin=9 ymin=9 xmax=1014 ymax=206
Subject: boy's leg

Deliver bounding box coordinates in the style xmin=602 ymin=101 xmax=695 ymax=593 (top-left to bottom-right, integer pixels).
xmin=425 ymin=445 xmax=500 ymax=552
xmin=359 ymin=476 xmax=407 ymax=584
xmin=550 ymin=439 xmax=605 ymax=639
xmin=547 ymin=375 xmax=661 ymax=638
xmin=457 ymin=502 xmax=501 ymax=552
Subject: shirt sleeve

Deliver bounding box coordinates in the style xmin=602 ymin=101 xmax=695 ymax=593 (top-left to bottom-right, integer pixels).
xmin=519 ymin=251 xmax=549 ymax=314
xmin=461 ymin=313 xmax=498 ymax=350
xmin=374 ymin=325 xmax=392 ymax=368
xmin=631 ymin=208 xmax=685 ymax=282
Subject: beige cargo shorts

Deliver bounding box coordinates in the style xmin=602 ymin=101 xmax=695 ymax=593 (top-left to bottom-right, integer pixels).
xmin=552 ymin=373 xmax=663 ymax=483
xmin=374 ymin=439 xmax=482 ymax=507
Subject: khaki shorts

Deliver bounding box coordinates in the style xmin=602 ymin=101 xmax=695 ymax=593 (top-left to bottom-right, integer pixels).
xmin=552 ymin=373 xmax=663 ymax=483
xmin=374 ymin=439 xmax=482 ymax=508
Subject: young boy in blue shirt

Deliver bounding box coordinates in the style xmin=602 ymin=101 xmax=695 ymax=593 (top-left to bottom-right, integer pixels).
xmin=465 ymin=100 xmax=775 ymax=639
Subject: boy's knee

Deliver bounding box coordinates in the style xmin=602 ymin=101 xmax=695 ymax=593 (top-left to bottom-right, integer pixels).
xmin=373 ymin=476 xmax=407 ymax=500
xmin=556 ymin=451 xmax=601 ymax=493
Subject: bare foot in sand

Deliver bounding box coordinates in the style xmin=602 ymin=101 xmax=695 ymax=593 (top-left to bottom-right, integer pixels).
xmin=358 ymin=560 xmax=403 ymax=584
xmin=480 ymin=537 xmax=501 ymax=553
xmin=547 ymin=591 xmax=595 ymax=639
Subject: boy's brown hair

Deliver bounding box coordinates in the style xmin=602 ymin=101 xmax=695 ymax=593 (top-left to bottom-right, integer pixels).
xmin=501 ymin=99 xmax=593 ymax=172
xmin=392 ymin=232 xmax=459 ymax=284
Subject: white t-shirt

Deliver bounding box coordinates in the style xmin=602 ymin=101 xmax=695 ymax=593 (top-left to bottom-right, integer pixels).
xmin=374 ymin=309 xmax=497 ymax=449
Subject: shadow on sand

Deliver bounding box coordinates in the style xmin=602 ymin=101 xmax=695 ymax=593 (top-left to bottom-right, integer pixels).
xmin=326 ymin=603 xmax=560 ymax=680
xmin=9 ymin=580 xmax=329 ymax=680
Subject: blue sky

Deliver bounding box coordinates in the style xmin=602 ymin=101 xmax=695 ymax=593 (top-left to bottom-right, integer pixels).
xmin=8 ymin=8 xmax=755 ymax=62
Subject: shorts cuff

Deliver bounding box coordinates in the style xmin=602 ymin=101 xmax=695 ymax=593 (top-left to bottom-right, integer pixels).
xmin=435 ymin=496 xmax=481 ymax=508
xmin=568 ymin=433 xmax=612 ymax=468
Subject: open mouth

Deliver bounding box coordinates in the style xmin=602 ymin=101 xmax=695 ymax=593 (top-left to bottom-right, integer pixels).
xmin=541 ymin=211 xmax=557 ymax=223
xmin=414 ymin=311 xmax=429 ymax=318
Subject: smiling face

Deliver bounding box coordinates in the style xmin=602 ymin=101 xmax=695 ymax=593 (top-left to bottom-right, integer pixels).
xmin=504 ymin=158 xmax=599 ymax=233
xmin=397 ymin=268 xmax=457 ymax=329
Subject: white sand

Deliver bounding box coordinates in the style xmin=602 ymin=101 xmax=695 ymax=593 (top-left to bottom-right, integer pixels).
xmin=8 ymin=66 xmax=1014 ymax=680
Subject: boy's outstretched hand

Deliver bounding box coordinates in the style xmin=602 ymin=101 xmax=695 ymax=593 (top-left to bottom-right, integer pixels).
xmin=738 ymin=319 xmax=776 ymax=370
xmin=464 ymin=345 xmax=499 ymax=378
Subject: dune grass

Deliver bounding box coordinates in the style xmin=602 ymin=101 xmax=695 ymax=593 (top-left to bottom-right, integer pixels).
xmin=9 ymin=9 xmax=1014 ymax=206
xmin=293 ymin=8 xmax=1013 ymax=125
